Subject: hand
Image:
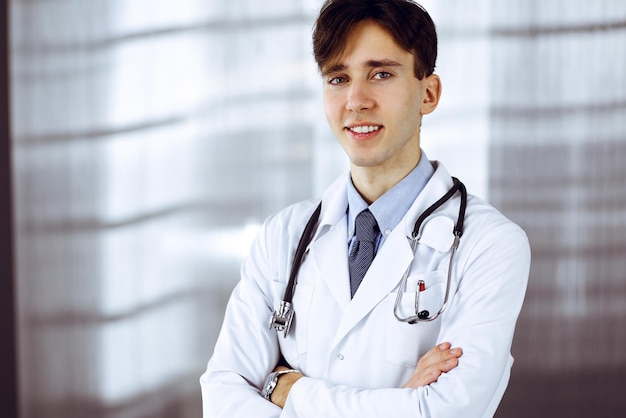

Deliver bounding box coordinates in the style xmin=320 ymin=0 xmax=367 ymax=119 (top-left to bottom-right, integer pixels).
xmin=402 ymin=342 xmax=462 ymax=388
xmin=269 ymin=366 xmax=304 ymax=408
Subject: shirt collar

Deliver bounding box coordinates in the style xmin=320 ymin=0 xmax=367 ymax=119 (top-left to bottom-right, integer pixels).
xmin=346 ymin=150 xmax=435 ymax=240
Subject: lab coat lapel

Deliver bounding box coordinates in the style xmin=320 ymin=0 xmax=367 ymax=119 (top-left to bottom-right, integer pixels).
xmin=308 ymin=172 xmax=352 ymax=310
xmin=332 ymin=228 xmax=414 ymax=347
xmin=309 ymin=221 xmax=351 ymax=310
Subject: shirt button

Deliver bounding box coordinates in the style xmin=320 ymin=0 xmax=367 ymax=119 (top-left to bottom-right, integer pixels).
xmin=385 ymin=229 xmax=392 ymax=236
xmin=338 ymin=354 xmax=344 ymax=360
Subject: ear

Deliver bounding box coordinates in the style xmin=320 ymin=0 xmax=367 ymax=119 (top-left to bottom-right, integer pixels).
xmin=419 ymin=74 xmax=442 ymax=115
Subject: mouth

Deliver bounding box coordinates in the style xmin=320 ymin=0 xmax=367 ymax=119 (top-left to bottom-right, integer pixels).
xmin=346 ymin=124 xmax=383 ymax=135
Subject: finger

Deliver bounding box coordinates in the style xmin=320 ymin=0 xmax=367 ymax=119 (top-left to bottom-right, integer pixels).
xmin=434 ymin=349 xmax=462 ymax=371
xmin=450 ymin=347 xmax=463 ymax=357
xmin=415 ymin=356 xmax=458 ymax=386
xmin=421 ymin=343 xmax=451 ymax=364
xmin=418 ymin=347 xmax=462 ymax=375
xmin=403 ymin=345 xmax=462 ymax=389
xmin=448 ymin=347 xmax=463 ymax=358
xmin=439 ymin=343 xmax=462 ymax=358
xmin=434 ymin=346 xmax=462 ymax=362
xmin=440 ymin=356 xmax=459 ymax=372
xmin=437 ymin=342 xmax=451 ymax=351
xmin=417 ymin=343 xmax=454 ymax=369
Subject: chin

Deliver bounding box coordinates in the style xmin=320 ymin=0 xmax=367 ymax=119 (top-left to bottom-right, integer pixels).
xmin=349 ymin=157 xmax=381 ymax=169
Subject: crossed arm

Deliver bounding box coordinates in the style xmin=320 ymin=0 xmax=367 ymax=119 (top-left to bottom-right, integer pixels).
xmin=202 ymin=211 xmax=530 ymax=417
xmin=269 ymin=342 xmax=462 ymax=408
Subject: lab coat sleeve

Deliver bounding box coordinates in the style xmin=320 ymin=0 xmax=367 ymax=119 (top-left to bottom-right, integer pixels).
xmin=279 ymin=220 xmax=530 ymax=418
xmin=200 ymin=215 xmax=287 ymax=418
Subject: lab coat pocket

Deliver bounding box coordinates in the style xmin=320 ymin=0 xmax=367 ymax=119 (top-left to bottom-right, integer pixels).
xmin=272 ymin=281 xmax=314 ymax=359
xmin=385 ymin=270 xmax=445 ymax=368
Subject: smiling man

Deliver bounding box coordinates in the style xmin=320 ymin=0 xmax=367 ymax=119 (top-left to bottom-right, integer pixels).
xmin=201 ymin=1 xmax=530 ymax=417
xmin=321 ymin=19 xmax=440 ymax=204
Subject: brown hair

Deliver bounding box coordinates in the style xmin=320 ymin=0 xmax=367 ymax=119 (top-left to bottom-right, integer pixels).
xmin=312 ymin=0 xmax=437 ymax=80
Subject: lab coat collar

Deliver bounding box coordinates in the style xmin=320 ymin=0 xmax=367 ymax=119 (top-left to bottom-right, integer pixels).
xmin=313 ymin=172 xmax=350 ymax=241
xmin=313 ymin=165 xmax=459 ymax=250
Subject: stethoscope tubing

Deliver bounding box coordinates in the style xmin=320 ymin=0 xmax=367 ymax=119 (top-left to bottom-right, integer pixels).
xmin=270 ymin=177 xmax=467 ymax=336
xmin=394 ymin=177 xmax=466 ymax=323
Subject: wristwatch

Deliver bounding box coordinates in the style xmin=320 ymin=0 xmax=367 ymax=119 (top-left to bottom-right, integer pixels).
xmin=261 ymin=369 xmax=301 ymax=401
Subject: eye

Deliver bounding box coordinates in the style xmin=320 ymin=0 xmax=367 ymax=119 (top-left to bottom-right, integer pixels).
xmin=373 ymin=71 xmax=392 ymax=80
xmin=328 ymin=76 xmax=348 ymax=86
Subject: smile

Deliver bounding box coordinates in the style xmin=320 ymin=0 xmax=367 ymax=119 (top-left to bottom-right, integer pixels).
xmin=347 ymin=125 xmax=381 ymax=134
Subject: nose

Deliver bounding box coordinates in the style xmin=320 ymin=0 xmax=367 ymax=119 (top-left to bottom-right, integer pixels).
xmin=346 ymin=80 xmax=374 ymax=112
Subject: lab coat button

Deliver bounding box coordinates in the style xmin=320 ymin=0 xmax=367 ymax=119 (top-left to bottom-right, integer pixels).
xmin=338 ymin=354 xmax=344 ymax=360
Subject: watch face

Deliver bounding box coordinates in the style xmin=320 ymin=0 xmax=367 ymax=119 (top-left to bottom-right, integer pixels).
xmin=262 ymin=372 xmax=278 ymax=400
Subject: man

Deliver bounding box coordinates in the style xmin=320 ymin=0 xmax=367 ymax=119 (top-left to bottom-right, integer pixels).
xmin=201 ymin=1 xmax=530 ymax=416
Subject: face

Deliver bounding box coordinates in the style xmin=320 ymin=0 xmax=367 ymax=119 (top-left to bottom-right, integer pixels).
xmin=322 ymin=20 xmax=440 ymax=178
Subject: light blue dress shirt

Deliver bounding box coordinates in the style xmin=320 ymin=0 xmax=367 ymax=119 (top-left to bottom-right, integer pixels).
xmin=346 ymin=151 xmax=435 ymax=254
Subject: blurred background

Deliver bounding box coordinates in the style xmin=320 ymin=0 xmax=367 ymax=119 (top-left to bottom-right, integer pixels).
xmin=2 ymin=0 xmax=625 ymax=417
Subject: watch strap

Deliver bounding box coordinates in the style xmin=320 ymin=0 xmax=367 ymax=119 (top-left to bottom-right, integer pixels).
xmin=262 ymin=369 xmax=301 ymax=400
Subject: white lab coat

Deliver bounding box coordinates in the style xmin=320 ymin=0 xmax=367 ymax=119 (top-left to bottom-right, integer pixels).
xmin=201 ymin=162 xmax=530 ymax=418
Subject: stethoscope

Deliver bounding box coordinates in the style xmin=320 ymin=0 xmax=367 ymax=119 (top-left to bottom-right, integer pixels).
xmin=269 ymin=177 xmax=467 ymax=338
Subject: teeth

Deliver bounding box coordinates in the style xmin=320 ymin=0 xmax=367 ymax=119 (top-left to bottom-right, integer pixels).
xmin=350 ymin=125 xmax=380 ymax=134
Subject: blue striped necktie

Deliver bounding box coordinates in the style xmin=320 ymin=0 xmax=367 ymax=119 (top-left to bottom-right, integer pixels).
xmin=349 ymin=209 xmax=379 ymax=298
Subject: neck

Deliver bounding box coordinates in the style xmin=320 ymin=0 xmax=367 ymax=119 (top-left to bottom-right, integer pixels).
xmin=350 ymin=151 xmax=421 ymax=204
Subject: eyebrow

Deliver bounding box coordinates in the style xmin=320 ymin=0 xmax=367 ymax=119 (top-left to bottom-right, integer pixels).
xmin=322 ymin=59 xmax=403 ymax=76
xmin=365 ymin=59 xmax=403 ymax=69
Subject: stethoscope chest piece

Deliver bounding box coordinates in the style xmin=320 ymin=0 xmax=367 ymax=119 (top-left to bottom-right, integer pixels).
xmin=269 ymin=301 xmax=294 ymax=338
